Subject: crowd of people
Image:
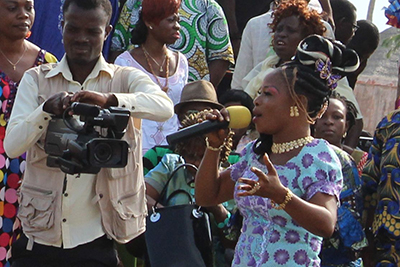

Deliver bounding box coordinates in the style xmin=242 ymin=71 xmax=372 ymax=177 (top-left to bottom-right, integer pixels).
xmin=0 ymin=0 xmax=397 ymax=266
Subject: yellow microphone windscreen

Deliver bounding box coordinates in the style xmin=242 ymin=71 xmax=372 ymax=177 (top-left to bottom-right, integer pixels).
xmin=226 ymin=106 xmax=252 ymax=129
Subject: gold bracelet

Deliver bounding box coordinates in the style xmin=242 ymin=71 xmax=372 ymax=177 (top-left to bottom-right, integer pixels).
xmin=271 ymin=188 xmax=293 ymax=210
xmin=205 ymin=137 xmax=224 ymax=151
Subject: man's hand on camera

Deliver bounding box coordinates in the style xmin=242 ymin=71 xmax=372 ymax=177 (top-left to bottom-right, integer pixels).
xmin=70 ymin=91 xmax=118 ymax=109
xmin=43 ymin=92 xmax=74 ymax=116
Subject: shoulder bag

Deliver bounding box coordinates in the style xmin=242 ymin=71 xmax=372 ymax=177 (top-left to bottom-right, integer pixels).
xmin=145 ymin=163 xmax=213 ymax=267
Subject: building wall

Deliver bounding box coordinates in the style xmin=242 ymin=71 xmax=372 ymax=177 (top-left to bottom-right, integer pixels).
xmin=354 ymin=75 xmax=397 ymax=134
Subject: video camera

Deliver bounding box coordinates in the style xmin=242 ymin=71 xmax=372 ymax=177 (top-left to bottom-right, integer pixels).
xmin=44 ymin=102 xmax=131 ymax=174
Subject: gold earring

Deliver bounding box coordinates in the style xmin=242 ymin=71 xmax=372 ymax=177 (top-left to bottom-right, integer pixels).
xmin=290 ymin=106 xmax=299 ymax=117
xmin=343 ymin=132 xmax=347 ymax=138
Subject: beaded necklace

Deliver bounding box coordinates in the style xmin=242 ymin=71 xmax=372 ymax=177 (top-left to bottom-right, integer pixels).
xmin=271 ymin=136 xmax=314 ymax=154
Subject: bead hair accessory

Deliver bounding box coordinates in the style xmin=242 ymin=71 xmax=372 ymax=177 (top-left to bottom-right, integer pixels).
xmin=297 ymin=35 xmax=360 ymax=74
xmin=315 ymin=58 xmax=341 ymax=89
xmin=271 ymin=188 xmax=293 ymax=210
xmin=289 ymin=106 xmax=299 ymax=117
xmin=301 ymin=41 xmax=308 ymax=50
xmin=271 ymin=136 xmax=314 ymax=154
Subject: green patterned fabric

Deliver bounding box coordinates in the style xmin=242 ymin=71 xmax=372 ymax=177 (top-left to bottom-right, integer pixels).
xmin=111 ymin=0 xmax=234 ymax=82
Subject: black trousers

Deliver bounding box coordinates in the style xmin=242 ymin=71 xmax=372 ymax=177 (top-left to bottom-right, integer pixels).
xmin=10 ymin=234 xmax=118 ymax=267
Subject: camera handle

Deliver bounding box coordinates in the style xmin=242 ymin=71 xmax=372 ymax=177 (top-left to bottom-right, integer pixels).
xmin=62 ymin=107 xmax=85 ymax=133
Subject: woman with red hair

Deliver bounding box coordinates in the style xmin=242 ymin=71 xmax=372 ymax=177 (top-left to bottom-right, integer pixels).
xmin=115 ymin=0 xmax=188 ymax=154
xmin=242 ymin=0 xmax=326 ymax=99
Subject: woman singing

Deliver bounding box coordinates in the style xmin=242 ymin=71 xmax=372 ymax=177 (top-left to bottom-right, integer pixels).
xmin=195 ymin=35 xmax=359 ymax=266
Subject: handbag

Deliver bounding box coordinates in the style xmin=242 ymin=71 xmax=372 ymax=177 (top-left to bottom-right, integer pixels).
xmin=145 ymin=163 xmax=213 ymax=267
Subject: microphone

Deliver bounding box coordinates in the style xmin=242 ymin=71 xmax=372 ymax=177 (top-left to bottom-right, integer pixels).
xmin=166 ymin=106 xmax=252 ymax=146
xmin=71 ymin=102 xmax=101 ymax=117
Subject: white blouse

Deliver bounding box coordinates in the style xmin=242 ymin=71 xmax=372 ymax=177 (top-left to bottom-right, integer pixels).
xmin=115 ymin=51 xmax=189 ymax=153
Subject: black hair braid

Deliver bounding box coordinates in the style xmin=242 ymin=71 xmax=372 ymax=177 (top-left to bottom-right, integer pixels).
xmin=253 ymin=134 xmax=273 ymax=156
xmin=290 ymin=34 xmax=359 ymax=116
xmin=295 ymin=35 xmax=359 ymax=77
xmin=292 ymin=65 xmax=331 ymax=118
xmin=130 ymin=12 xmax=148 ymax=45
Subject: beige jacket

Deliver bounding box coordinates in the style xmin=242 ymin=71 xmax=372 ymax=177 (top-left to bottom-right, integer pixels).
xmin=4 ymin=56 xmax=173 ymax=246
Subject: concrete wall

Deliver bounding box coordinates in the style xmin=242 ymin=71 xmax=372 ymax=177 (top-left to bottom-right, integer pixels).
xmin=354 ymin=75 xmax=397 ymax=135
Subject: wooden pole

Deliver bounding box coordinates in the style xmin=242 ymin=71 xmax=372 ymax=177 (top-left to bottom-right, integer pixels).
xmin=367 ymin=0 xmax=376 ymax=21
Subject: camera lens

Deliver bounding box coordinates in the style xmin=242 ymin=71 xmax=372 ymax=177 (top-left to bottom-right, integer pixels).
xmin=93 ymin=143 xmax=113 ymax=163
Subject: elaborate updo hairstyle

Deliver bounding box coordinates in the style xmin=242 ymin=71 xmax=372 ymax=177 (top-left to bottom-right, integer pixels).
xmin=269 ymin=0 xmax=326 ymax=42
xmin=130 ymin=0 xmax=181 ymax=45
xmin=253 ymin=34 xmax=359 ymax=155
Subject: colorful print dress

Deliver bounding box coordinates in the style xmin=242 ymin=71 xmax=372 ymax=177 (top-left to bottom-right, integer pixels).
xmin=320 ymin=146 xmax=367 ymax=267
xmin=111 ymin=0 xmax=234 ymax=82
xmin=0 ymin=50 xmax=57 ymax=267
xmin=362 ymin=109 xmax=400 ymax=266
xmin=229 ymin=139 xmax=343 ymax=266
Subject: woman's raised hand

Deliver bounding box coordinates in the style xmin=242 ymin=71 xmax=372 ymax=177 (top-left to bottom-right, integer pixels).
xmin=237 ymin=154 xmax=288 ymax=203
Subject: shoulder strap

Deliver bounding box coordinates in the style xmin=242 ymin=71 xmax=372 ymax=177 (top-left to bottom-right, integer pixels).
xmin=153 ymin=163 xmax=197 ymax=208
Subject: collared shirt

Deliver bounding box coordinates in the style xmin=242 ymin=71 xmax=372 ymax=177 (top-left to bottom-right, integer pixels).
xmin=5 ymin=55 xmax=174 ymax=158
xmin=4 ymin=55 xmax=173 ymax=248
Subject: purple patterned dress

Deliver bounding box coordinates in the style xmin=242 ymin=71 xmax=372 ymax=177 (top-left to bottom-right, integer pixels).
xmin=229 ymin=139 xmax=343 ymax=266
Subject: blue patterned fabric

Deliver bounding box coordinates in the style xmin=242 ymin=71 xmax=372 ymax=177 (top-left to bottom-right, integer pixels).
xmin=362 ymin=109 xmax=400 ymax=265
xmin=229 ymin=139 xmax=343 ymax=266
xmin=320 ymin=146 xmax=367 ymax=266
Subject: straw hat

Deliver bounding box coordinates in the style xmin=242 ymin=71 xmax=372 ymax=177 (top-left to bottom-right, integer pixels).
xmin=174 ymin=80 xmax=224 ymax=114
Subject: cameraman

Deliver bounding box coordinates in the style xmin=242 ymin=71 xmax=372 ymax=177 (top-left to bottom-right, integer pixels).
xmin=3 ymin=0 xmax=174 ymax=266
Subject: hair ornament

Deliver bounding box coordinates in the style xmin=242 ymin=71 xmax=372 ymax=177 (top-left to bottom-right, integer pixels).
xmin=315 ymin=58 xmax=342 ymax=89
xmin=301 ymin=41 xmax=308 ymax=50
